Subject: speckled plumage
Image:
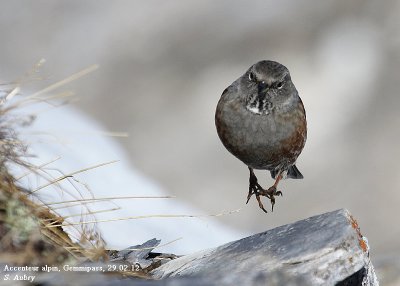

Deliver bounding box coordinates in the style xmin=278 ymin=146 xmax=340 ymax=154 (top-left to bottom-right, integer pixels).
xmin=215 ymin=60 xmax=307 ymax=212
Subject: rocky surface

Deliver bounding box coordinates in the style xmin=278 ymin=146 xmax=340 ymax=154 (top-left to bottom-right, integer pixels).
xmin=0 ymin=209 xmax=379 ymax=285
xmin=151 ymin=209 xmax=378 ymax=285
xmin=108 ymin=238 xmax=178 ymax=273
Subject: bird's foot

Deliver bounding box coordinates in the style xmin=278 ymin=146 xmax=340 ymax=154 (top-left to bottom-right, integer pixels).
xmin=247 ymin=169 xmax=260 ymax=201
xmin=246 ymin=181 xmax=264 ymax=204
xmin=247 ymin=168 xmax=283 ymax=213
xmin=254 ymin=192 xmax=269 ymax=213
xmin=247 ymin=185 xmax=283 ymax=212
xmin=246 ymin=170 xmax=269 ymax=213
xmin=258 ymin=186 xmax=282 ymax=211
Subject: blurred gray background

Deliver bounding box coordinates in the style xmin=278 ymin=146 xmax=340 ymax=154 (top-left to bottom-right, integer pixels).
xmin=1 ymin=0 xmax=399 ymax=259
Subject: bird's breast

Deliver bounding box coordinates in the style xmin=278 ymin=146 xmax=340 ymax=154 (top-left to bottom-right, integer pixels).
xmin=216 ymin=98 xmax=306 ymax=170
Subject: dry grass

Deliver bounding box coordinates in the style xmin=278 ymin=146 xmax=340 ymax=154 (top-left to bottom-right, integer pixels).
xmin=0 ymin=61 xmax=241 ymax=280
xmin=0 ymin=61 xmax=109 ymax=266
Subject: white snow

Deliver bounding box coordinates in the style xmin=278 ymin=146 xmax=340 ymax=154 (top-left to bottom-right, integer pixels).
xmin=8 ymin=102 xmax=244 ymax=254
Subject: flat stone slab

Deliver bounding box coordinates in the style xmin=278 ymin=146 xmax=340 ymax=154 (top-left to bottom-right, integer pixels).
xmin=151 ymin=209 xmax=378 ymax=285
xmin=2 ymin=209 xmax=379 ymax=285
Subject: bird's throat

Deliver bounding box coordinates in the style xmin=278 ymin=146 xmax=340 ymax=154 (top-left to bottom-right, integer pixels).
xmin=246 ymin=93 xmax=272 ymax=115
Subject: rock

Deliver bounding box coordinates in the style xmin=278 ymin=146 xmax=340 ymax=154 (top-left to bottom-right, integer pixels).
xmin=108 ymin=238 xmax=178 ymax=273
xmin=1 ymin=209 xmax=379 ymax=285
xmin=151 ymin=209 xmax=379 ymax=285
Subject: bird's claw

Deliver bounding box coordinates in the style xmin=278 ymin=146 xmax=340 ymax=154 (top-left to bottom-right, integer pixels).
xmin=265 ymin=186 xmax=283 ymax=212
xmin=253 ymin=185 xmax=283 ymax=212
xmin=247 ymin=170 xmax=264 ymax=204
xmin=247 ymin=168 xmax=282 ymax=213
xmin=246 ymin=192 xmax=252 ymax=204
xmin=270 ymin=196 xmax=276 ymax=212
xmin=255 ymin=193 xmax=268 ymax=213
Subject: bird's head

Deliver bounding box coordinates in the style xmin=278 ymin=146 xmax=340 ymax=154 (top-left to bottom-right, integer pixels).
xmin=242 ymin=60 xmax=297 ymax=114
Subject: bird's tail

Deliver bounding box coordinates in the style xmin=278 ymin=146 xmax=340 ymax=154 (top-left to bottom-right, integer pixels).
xmin=270 ymin=165 xmax=304 ymax=179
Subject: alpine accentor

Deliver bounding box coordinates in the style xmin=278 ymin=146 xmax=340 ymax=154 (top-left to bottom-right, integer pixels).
xmin=215 ymin=60 xmax=307 ymax=213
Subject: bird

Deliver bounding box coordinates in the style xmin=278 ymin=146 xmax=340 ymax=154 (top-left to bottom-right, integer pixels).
xmin=215 ymin=60 xmax=307 ymax=213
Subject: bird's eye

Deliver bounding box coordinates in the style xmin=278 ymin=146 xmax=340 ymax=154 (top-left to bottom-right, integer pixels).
xmin=276 ymin=81 xmax=284 ymax=89
xmin=248 ymin=72 xmax=256 ymax=82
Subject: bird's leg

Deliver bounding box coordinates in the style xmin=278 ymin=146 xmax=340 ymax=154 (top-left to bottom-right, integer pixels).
xmin=259 ymin=172 xmax=283 ymax=211
xmin=246 ymin=167 xmax=269 ymax=213
xmin=246 ymin=167 xmax=261 ymax=203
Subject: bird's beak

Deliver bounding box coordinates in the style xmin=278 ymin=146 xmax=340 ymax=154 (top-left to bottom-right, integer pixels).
xmin=258 ymin=81 xmax=270 ymax=96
